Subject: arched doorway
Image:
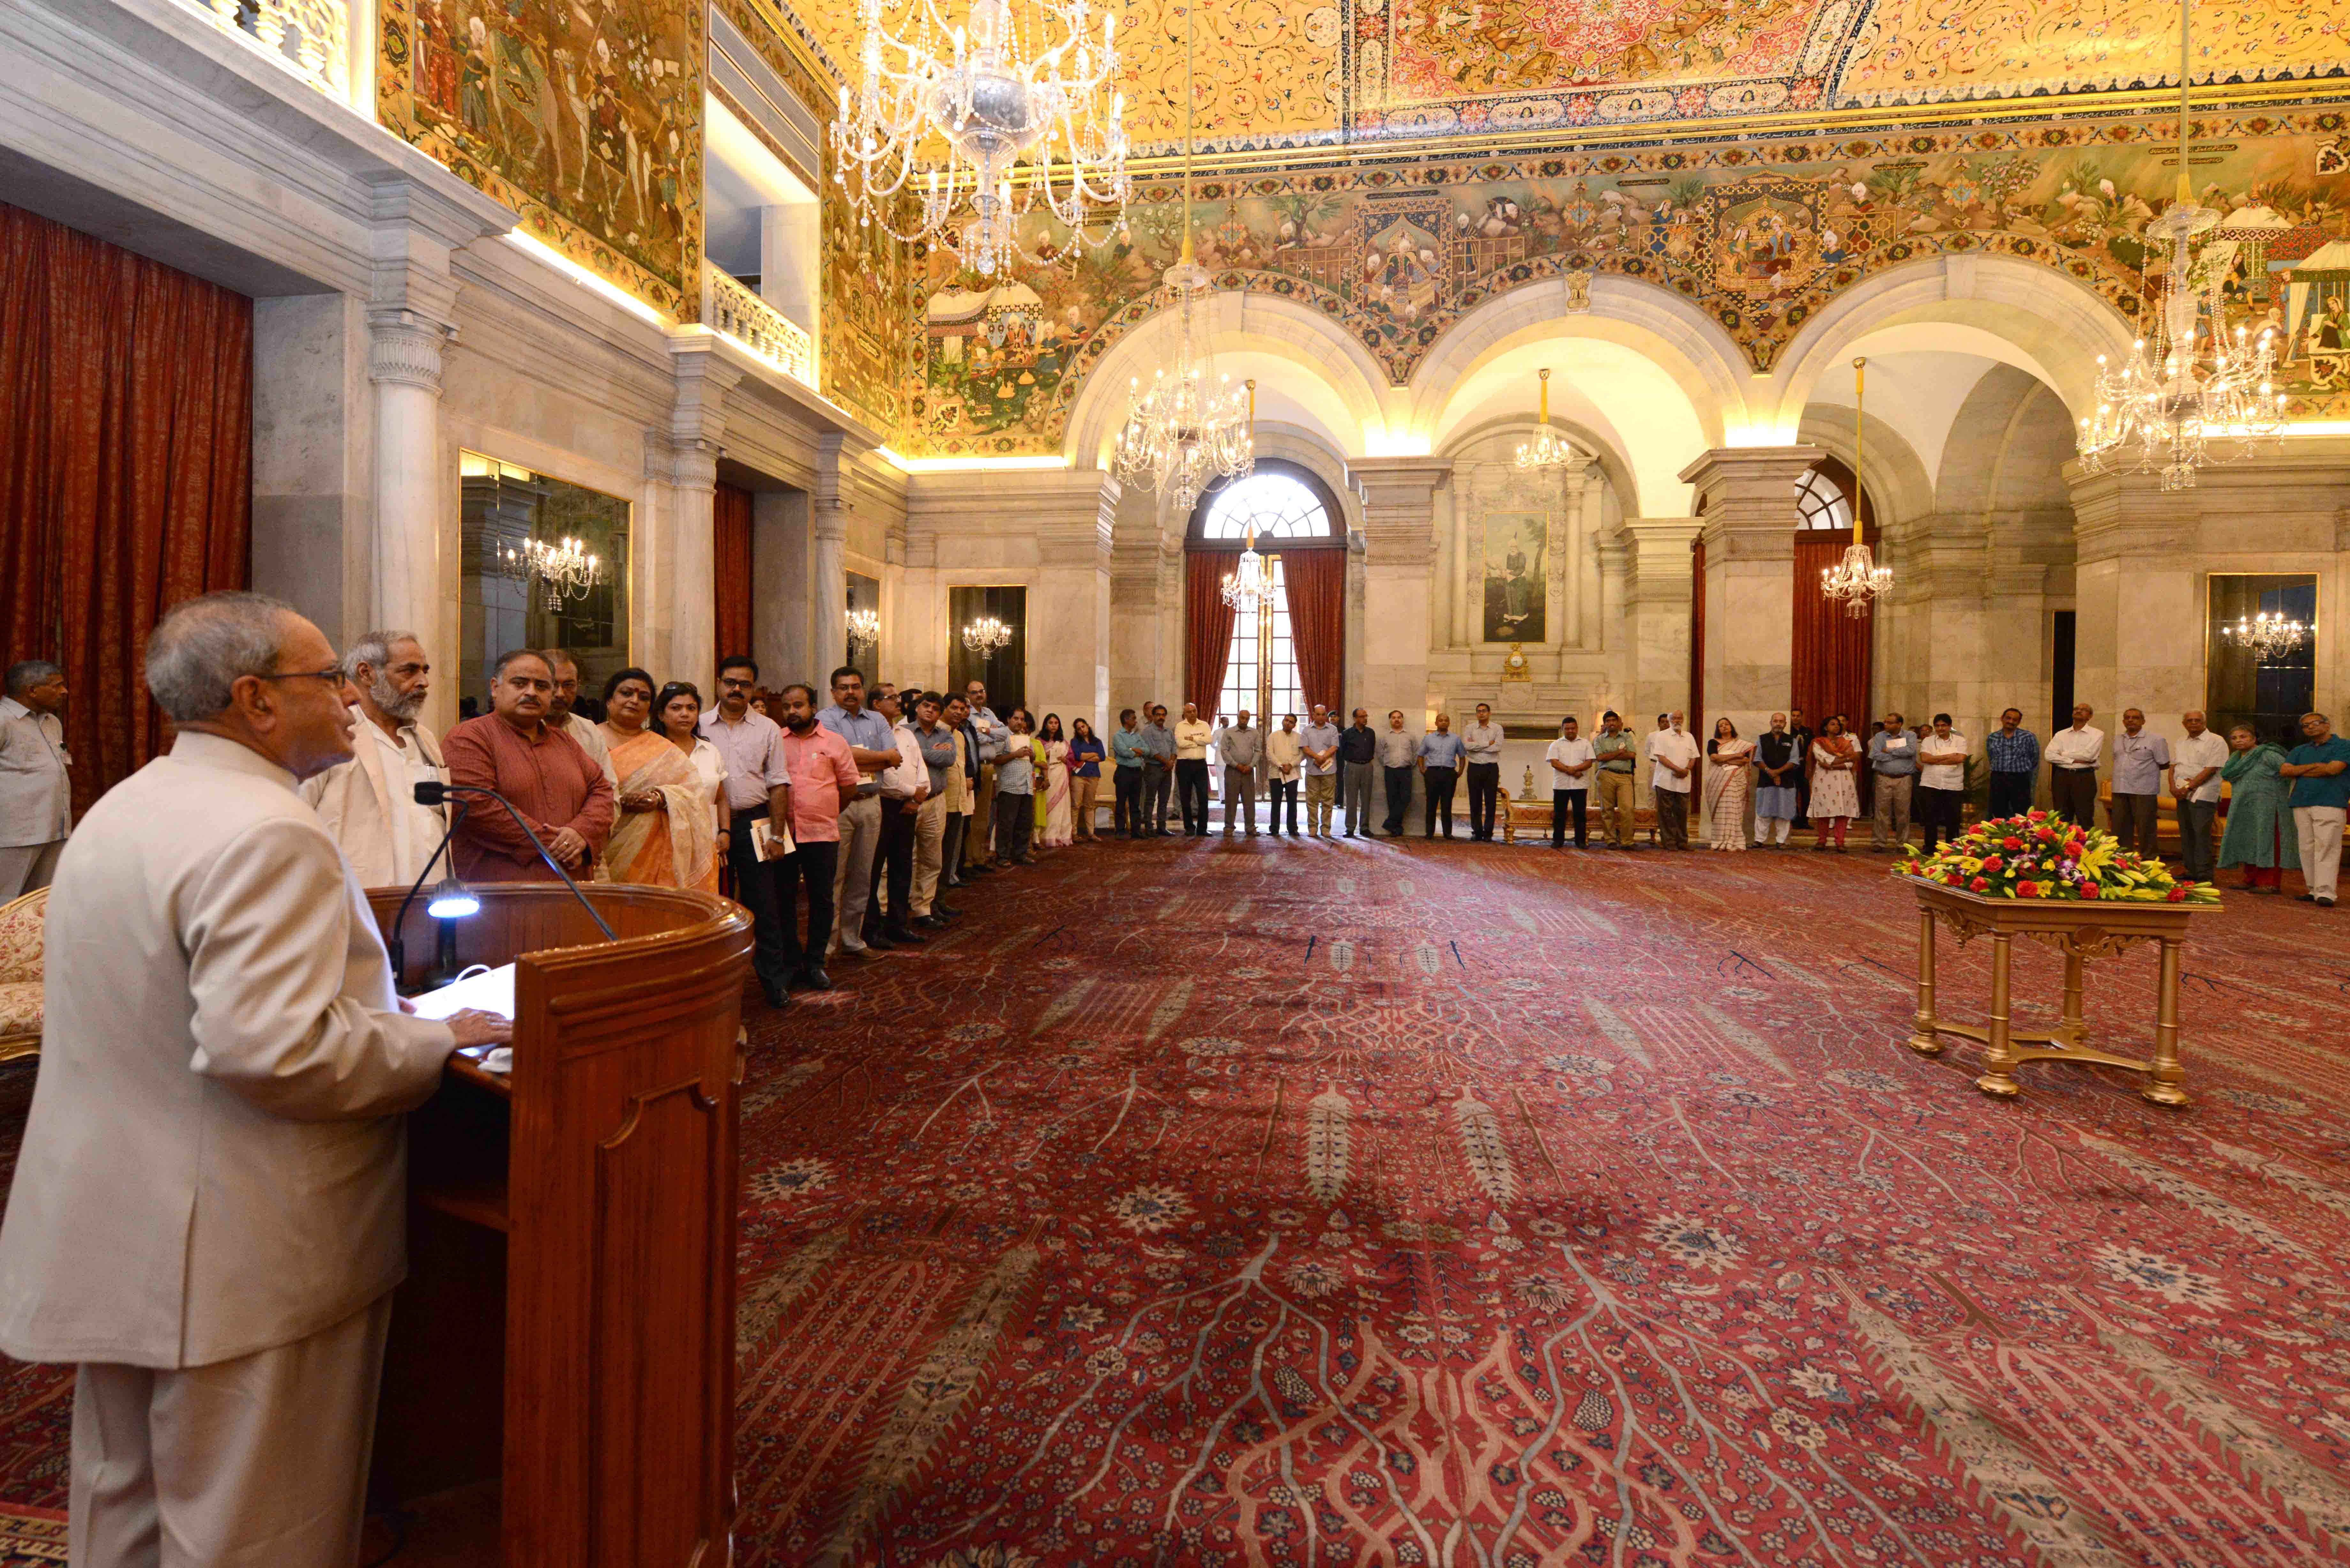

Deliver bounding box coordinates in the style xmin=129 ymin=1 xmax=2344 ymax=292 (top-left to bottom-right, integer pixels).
xmin=1791 ymin=454 xmax=1877 ymax=738
xmin=1183 ymin=463 xmax=1349 ymax=725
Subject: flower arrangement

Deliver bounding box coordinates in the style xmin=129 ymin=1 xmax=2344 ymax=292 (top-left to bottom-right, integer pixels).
xmin=1897 ymin=811 xmax=2220 ymax=904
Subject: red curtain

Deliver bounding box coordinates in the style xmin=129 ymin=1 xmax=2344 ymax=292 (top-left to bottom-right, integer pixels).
xmin=1281 ymin=547 xmax=1346 ymax=714
xmin=1791 ymin=459 xmax=1876 ymax=736
xmin=1792 ymin=535 xmax=1875 ymax=734
xmin=1183 ymin=552 xmax=1238 ymax=714
xmin=1 ymin=201 xmax=252 ymax=817
xmin=713 ymin=480 xmax=753 ymax=664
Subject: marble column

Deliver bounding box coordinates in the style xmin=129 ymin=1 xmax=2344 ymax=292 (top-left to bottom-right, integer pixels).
xmin=367 ymin=306 xmax=451 ymax=645
xmin=1351 ymin=458 xmax=1451 ymax=725
xmin=812 ymin=433 xmax=851 ymax=679
xmin=656 ymin=335 xmax=739 ymax=685
xmin=1033 ymin=470 xmax=1120 ymax=734
xmin=1679 ymin=447 xmax=1823 ymax=739
xmin=1619 ymin=517 xmax=1702 ymax=725
xmin=2063 ymin=466 xmax=2204 ymax=726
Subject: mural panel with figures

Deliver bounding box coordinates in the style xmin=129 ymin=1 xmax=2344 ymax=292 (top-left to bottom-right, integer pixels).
xmin=377 ymin=0 xmax=703 ymax=317
xmin=902 ymin=114 xmax=2350 ymax=457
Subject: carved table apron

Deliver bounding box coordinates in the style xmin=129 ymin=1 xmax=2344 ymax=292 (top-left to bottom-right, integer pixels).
xmin=1902 ymin=876 xmax=2203 ymax=1107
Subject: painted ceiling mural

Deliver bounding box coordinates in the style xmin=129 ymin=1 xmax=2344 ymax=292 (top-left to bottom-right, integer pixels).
xmin=377 ymin=0 xmax=706 ymax=318
xmin=773 ymin=0 xmax=2350 ymax=152
xmin=902 ymin=111 xmax=2350 ymax=457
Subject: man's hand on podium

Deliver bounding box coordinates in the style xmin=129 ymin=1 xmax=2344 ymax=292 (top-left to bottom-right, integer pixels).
xmin=444 ymin=1010 xmax=514 ymax=1051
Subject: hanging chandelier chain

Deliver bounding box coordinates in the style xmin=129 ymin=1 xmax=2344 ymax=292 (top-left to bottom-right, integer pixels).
xmin=2076 ymin=0 xmax=2285 ymax=491
xmin=1821 ymin=356 xmax=1893 ymax=617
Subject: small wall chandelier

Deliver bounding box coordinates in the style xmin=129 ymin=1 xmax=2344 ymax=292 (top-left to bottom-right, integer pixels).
xmin=1111 ymin=4 xmax=1252 ymax=513
xmin=830 ymin=0 xmax=1130 ymax=277
xmin=489 ymin=535 xmax=602 ymax=614
xmin=2222 ymin=610 xmax=2312 ymax=662
xmin=1516 ymin=369 xmax=1575 ymax=470
xmin=1820 ymin=357 xmax=1892 ymax=617
xmin=846 ymin=607 xmax=882 ymax=655
xmin=2076 ymin=0 xmax=2286 ymax=491
xmin=961 ymin=616 xmax=1016 ymax=657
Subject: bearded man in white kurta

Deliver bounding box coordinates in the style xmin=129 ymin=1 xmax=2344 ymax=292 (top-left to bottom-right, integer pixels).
xmin=0 ymin=592 xmax=508 ymax=1567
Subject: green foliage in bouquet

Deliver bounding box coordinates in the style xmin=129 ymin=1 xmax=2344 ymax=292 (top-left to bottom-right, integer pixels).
xmin=1896 ymin=811 xmax=2220 ymax=904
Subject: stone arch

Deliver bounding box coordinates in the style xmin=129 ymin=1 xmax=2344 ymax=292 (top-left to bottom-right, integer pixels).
xmin=1932 ymin=364 xmax=2077 ymax=520
xmin=1062 ymin=289 xmax=1392 ymax=468
xmin=1403 ymin=273 xmax=1758 ymax=450
xmin=1434 ymin=411 xmax=1643 ymax=520
xmin=1793 ymin=404 xmax=1937 ymax=531
xmin=1763 ymin=253 xmax=2135 ymax=433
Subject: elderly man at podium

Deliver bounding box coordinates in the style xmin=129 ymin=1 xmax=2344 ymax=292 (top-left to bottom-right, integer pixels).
xmin=0 ymin=592 xmax=510 ymax=1567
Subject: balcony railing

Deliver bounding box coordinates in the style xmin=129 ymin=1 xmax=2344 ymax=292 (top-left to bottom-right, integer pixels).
xmin=180 ymin=0 xmax=352 ymax=100
xmin=705 ymin=263 xmax=815 ymax=389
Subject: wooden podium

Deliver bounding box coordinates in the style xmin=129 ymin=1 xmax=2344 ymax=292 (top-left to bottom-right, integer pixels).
xmin=367 ymin=883 xmax=754 ymax=1566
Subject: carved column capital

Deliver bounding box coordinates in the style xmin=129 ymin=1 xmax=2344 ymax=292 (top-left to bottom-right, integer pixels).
xmin=366 ymin=310 xmax=450 ymax=395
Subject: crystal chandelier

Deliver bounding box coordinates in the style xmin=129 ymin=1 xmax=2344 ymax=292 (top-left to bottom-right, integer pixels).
xmin=1820 ymin=356 xmax=1892 ymax=617
xmin=961 ymin=616 xmax=1015 ymax=657
xmin=830 ymin=0 xmax=1130 ymax=277
xmin=1111 ymin=2 xmax=1253 ymax=514
xmin=1516 ymin=368 xmax=1574 ymax=470
xmin=846 ymin=607 xmax=882 ymax=654
xmin=2076 ymin=0 xmax=2286 ymax=491
xmin=489 ymin=535 xmax=602 ymax=614
xmin=2222 ymin=610 xmax=2312 ymax=662
xmin=1221 ymin=478 xmax=1270 ymax=615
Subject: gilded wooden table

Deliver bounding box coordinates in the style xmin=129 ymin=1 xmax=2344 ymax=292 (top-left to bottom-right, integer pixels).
xmin=1902 ymin=877 xmax=2204 ymax=1106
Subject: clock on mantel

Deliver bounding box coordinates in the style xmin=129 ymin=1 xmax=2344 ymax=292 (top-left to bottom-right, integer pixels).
xmin=1501 ymin=643 xmax=1531 ymax=683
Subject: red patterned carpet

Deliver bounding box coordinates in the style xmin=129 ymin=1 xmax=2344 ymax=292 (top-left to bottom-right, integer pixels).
xmin=6 ymin=835 xmax=2350 ymax=1566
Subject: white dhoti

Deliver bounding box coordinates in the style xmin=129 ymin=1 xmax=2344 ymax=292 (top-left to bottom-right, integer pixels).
xmin=71 ymin=1295 xmax=393 ymax=1568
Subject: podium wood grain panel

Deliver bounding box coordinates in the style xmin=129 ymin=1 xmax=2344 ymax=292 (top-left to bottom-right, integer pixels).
xmin=370 ymin=884 xmax=754 ymax=1567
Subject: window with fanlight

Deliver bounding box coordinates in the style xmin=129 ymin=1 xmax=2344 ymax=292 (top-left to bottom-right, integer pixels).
xmin=1190 ymin=468 xmax=1338 ymax=730
xmin=1794 ymin=465 xmax=1853 ymax=531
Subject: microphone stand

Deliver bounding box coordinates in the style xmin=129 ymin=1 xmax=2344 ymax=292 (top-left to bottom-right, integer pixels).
xmin=390 ymin=781 xmax=618 ymax=990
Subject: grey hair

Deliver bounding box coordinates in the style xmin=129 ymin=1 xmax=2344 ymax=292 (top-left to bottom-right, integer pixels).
xmin=4 ymin=660 xmax=62 ymax=695
xmin=144 ymin=591 xmax=298 ymax=722
xmin=340 ymin=629 xmax=417 ymax=682
xmin=2305 ymin=711 xmax=2334 ymax=727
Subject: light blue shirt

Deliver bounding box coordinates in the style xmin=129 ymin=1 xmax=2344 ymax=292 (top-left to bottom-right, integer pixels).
xmin=816 ymin=703 xmax=896 ymax=798
xmin=1867 ymin=729 xmax=1918 ymax=777
xmin=1299 ymin=722 xmax=1341 ymax=776
xmin=1418 ymin=732 xmax=1467 ymax=768
xmin=1111 ymin=727 xmax=1148 ymax=769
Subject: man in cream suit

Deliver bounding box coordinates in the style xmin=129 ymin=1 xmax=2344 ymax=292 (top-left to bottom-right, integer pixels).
xmin=0 ymin=592 xmax=508 ymax=1566
xmin=298 ymin=630 xmax=449 ymax=888
xmin=0 ymin=660 xmax=71 ymax=898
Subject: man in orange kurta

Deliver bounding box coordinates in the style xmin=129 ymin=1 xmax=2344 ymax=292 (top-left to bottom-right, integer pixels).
xmin=440 ymin=650 xmax=614 ymax=881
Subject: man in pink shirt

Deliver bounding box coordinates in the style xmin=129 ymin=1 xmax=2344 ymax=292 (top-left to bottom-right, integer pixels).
xmin=775 ymin=682 xmax=861 ymax=988
xmin=442 ymin=650 xmax=614 ymax=881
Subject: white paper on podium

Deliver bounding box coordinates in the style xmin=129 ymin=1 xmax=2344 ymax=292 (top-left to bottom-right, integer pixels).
xmin=408 ymin=963 xmax=515 ymax=1025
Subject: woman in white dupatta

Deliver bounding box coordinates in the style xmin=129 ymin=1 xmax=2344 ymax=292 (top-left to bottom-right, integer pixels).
xmin=1704 ymin=717 xmax=1755 ymax=851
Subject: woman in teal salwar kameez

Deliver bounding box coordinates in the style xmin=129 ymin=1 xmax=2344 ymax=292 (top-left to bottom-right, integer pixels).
xmin=2219 ymin=724 xmax=2299 ymax=893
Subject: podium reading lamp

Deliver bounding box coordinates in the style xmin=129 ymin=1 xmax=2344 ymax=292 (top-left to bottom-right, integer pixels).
xmin=389 ymin=780 xmax=617 ymax=989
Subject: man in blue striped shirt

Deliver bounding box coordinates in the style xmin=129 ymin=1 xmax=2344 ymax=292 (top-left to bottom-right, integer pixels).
xmin=1416 ymin=715 xmax=1467 ymax=839
xmin=1984 ymin=709 xmax=2039 ymax=818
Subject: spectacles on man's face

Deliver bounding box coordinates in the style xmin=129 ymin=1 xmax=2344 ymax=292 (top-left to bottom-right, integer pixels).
xmin=718 ymin=677 xmax=755 ymax=691
xmin=257 ymin=666 xmax=345 ymax=688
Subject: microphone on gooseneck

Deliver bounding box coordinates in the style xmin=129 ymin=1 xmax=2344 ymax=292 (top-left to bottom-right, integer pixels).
xmin=388 ymin=781 xmax=618 ymax=985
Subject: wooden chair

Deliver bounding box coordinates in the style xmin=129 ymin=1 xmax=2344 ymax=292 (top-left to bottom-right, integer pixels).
xmin=0 ymin=886 xmax=47 ymax=1065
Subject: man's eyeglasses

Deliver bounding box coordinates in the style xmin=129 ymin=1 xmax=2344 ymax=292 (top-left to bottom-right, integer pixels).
xmin=718 ymin=677 xmax=755 ymax=690
xmin=256 ymin=667 xmax=345 ymax=687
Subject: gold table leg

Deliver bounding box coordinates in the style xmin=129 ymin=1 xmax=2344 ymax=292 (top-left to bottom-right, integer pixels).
xmin=1975 ymin=932 xmax=2021 ymax=1097
xmin=2055 ymin=951 xmax=2086 ymax=1047
xmin=2144 ymin=935 xmax=2190 ymax=1107
xmin=1907 ymin=907 xmax=1942 ymax=1055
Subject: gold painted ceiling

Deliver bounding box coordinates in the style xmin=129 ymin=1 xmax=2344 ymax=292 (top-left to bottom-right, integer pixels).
xmin=770 ymin=0 xmax=2350 ymax=153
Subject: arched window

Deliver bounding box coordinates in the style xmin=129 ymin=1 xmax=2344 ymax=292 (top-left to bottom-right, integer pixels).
xmin=1196 ymin=470 xmax=1335 ymax=542
xmin=1793 ymin=465 xmax=1853 ymax=531
xmin=1185 ymin=464 xmax=1344 ymax=733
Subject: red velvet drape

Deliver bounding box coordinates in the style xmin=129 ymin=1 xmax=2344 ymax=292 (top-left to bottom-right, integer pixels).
xmin=1184 ymin=552 xmax=1238 ymax=713
xmin=713 ymin=480 xmax=753 ymax=664
xmin=0 ymin=201 xmax=252 ymax=817
xmin=1281 ymin=547 xmax=1346 ymax=713
xmin=1792 ymin=534 xmax=1875 ymax=735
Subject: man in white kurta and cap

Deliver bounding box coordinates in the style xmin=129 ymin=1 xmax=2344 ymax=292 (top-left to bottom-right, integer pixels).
xmin=298 ymin=630 xmax=450 ymax=888
xmin=0 ymin=591 xmax=509 ymax=1565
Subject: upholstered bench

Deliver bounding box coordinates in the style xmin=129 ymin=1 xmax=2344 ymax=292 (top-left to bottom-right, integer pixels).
xmin=0 ymin=886 xmax=46 ymax=1064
